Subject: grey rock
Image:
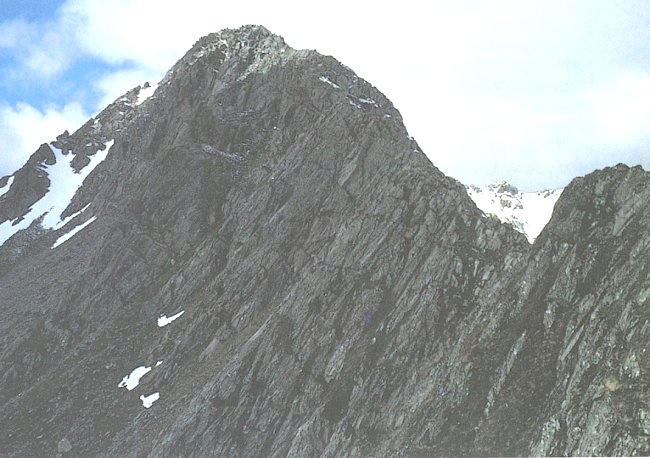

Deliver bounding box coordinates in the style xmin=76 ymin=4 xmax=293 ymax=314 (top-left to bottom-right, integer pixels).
xmin=0 ymin=25 xmax=647 ymax=457
xmin=57 ymin=438 xmax=72 ymax=453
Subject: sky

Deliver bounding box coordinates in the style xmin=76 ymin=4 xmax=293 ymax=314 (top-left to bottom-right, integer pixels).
xmin=0 ymin=1 xmax=648 ymax=191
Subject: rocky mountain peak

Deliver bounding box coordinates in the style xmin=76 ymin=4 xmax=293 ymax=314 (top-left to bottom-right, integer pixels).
xmin=192 ymin=24 xmax=290 ymax=59
xmin=166 ymin=25 xmax=293 ymax=84
xmin=0 ymin=26 xmax=648 ymax=457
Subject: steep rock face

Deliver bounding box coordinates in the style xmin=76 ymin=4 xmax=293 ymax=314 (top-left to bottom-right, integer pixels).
xmin=0 ymin=26 xmax=647 ymax=457
xmin=522 ymin=165 xmax=649 ymax=456
xmin=436 ymin=164 xmax=649 ymax=456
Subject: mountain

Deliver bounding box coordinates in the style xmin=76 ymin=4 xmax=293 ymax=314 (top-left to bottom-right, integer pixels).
xmin=0 ymin=25 xmax=648 ymax=457
xmin=466 ymin=182 xmax=563 ymax=243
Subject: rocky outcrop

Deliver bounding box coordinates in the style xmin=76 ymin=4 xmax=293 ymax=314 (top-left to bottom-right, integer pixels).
xmin=0 ymin=25 xmax=647 ymax=457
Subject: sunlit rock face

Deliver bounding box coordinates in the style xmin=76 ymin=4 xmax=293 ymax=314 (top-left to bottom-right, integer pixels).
xmin=0 ymin=25 xmax=648 ymax=457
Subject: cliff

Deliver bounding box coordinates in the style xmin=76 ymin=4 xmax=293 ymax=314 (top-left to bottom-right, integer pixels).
xmin=0 ymin=25 xmax=647 ymax=457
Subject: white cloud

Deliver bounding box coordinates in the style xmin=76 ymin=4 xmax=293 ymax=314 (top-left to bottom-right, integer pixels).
xmin=0 ymin=0 xmax=647 ymax=190
xmin=0 ymin=19 xmax=31 ymax=48
xmin=0 ymin=14 xmax=80 ymax=80
xmin=92 ymin=68 xmax=163 ymax=112
xmin=0 ymin=102 xmax=89 ymax=177
xmin=63 ymin=0 xmax=192 ymax=67
xmin=590 ymin=75 xmax=650 ymax=142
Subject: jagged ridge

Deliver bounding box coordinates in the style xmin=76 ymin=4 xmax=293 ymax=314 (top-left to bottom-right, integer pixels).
xmin=0 ymin=25 xmax=648 ymax=457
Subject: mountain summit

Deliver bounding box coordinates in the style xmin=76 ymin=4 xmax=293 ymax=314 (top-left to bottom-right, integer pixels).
xmin=0 ymin=26 xmax=648 ymax=457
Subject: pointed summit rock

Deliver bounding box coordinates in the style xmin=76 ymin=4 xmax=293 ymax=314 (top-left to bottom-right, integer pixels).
xmin=0 ymin=26 xmax=648 ymax=457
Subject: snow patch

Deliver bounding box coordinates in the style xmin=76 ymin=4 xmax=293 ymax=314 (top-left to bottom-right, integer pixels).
xmin=118 ymin=365 xmax=152 ymax=391
xmin=318 ymin=75 xmax=340 ymax=89
xmin=348 ymin=99 xmax=362 ymax=109
xmin=466 ymin=182 xmax=563 ymax=243
xmin=0 ymin=176 xmax=15 ymax=198
xmin=157 ymin=310 xmax=185 ymax=327
xmin=155 ymin=360 xmax=163 ymax=367
xmin=61 ymin=202 xmax=92 ymax=224
xmin=51 ymin=216 xmax=97 ymax=249
xmin=358 ymin=97 xmax=379 ymax=107
xmin=140 ymin=392 xmax=160 ymax=408
xmin=136 ymin=83 xmax=159 ymax=105
xmin=0 ymin=141 xmax=113 ymax=247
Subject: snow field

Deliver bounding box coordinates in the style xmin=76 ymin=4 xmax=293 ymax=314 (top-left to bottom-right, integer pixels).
xmin=0 ymin=141 xmax=113 ymax=247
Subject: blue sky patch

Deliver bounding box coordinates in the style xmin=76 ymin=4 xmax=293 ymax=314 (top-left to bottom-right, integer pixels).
xmin=0 ymin=1 xmax=648 ymax=189
xmin=0 ymin=0 xmax=61 ymax=22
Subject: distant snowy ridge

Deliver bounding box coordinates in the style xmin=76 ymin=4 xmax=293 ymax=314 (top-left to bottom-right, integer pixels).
xmin=466 ymin=182 xmax=563 ymax=243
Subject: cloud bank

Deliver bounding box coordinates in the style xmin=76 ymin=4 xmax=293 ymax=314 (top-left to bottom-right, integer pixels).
xmin=0 ymin=102 xmax=88 ymax=174
xmin=0 ymin=0 xmax=648 ymax=190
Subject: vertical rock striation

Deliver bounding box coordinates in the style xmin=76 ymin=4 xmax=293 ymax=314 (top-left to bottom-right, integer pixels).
xmin=0 ymin=25 xmax=647 ymax=457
